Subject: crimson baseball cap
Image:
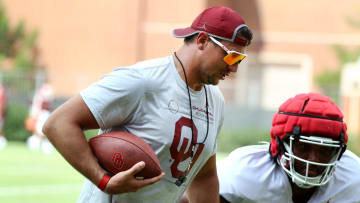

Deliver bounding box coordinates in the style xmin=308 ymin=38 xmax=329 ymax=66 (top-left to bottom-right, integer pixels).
xmin=173 ymin=6 xmax=249 ymax=46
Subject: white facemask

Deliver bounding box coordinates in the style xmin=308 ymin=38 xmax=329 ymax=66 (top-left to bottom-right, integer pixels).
xmin=279 ymin=135 xmax=343 ymax=188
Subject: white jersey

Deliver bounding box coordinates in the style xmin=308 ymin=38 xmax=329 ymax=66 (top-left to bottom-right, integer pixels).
xmin=36 ymin=110 xmax=51 ymax=136
xmin=30 ymin=83 xmax=54 ymax=118
xmin=78 ymin=55 xmax=225 ymax=203
xmin=218 ymin=144 xmax=360 ymax=203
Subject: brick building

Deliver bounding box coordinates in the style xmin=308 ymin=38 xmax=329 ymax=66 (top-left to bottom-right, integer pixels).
xmin=2 ymin=0 xmax=360 ymax=111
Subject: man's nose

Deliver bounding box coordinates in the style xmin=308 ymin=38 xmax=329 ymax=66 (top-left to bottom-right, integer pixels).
xmin=306 ymin=150 xmax=322 ymax=163
xmin=228 ymin=64 xmax=238 ymax=72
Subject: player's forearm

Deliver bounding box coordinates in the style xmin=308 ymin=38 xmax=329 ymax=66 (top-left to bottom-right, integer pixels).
xmin=43 ymin=111 xmax=104 ymax=186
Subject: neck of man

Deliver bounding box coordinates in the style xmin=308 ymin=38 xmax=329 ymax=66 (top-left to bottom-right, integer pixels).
xmin=289 ymin=178 xmax=317 ymax=203
xmin=173 ymin=46 xmax=204 ymax=91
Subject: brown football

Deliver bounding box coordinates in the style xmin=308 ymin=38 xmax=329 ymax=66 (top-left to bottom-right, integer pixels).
xmin=89 ymin=131 xmax=162 ymax=179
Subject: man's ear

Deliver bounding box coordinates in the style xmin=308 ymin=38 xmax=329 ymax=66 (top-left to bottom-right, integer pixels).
xmin=196 ymin=32 xmax=210 ymax=50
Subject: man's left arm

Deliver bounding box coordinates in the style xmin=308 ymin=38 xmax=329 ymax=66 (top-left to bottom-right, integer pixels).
xmin=184 ymin=154 xmax=219 ymax=203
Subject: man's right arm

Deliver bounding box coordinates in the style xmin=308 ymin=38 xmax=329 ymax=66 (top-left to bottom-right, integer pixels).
xmin=43 ymin=94 xmax=164 ymax=194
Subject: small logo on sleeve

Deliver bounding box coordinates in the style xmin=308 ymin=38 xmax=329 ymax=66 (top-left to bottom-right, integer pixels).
xmin=168 ymin=100 xmax=179 ymax=114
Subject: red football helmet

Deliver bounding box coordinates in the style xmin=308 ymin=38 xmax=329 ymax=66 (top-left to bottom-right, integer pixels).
xmin=269 ymin=93 xmax=347 ymax=188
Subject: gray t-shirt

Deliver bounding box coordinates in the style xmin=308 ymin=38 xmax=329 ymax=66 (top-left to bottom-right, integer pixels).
xmin=78 ymin=55 xmax=225 ymax=203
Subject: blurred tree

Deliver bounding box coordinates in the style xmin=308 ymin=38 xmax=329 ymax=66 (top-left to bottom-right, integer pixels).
xmin=315 ymin=45 xmax=360 ymax=103
xmin=347 ymin=7 xmax=360 ymax=30
xmin=315 ymin=11 xmax=360 ymax=103
xmin=0 ymin=1 xmax=39 ymax=142
xmin=0 ymin=0 xmax=38 ymax=71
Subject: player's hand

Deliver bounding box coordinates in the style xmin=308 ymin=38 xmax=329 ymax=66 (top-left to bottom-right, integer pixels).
xmin=104 ymin=161 xmax=165 ymax=194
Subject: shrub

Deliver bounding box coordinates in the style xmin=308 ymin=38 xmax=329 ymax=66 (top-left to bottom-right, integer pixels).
xmin=3 ymin=102 xmax=31 ymax=141
xmin=347 ymin=134 xmax=360 ymax=156
xmin=217 ymin=128 xmax=270 ymax=154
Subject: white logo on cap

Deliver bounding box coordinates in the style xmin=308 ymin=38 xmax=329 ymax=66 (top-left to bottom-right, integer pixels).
xmin=201 ymin=24 xmax=207 ymax=30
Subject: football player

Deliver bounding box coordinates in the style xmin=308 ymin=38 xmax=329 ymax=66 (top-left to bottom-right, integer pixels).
xmin=218 ymin=93 xmax=360 ymax=203
xmin=26 ymin=82 xmax=55 ymax=153
xmin=0 ymin=83 xmax=7 ymax=150
xmin=43 ymin=6 xmax=253 ymax=203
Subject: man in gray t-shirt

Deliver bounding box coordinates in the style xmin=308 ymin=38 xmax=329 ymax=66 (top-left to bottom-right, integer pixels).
xmin=43 ymin=6 xmax=253 ymax=203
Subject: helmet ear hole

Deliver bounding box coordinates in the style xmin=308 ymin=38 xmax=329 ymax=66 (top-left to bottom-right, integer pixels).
xmin=292 ymin=126 xmax=301 ymax=136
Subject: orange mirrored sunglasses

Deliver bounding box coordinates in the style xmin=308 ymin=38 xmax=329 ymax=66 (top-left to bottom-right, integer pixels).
xmin=209 ymin=36 xmax=247 ymax=66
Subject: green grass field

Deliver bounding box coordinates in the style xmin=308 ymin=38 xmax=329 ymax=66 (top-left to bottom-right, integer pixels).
xmin=0 ymin=142 xmax=84 ymax=203
xmin=0 ymin=142 xmax=228 ymax=203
